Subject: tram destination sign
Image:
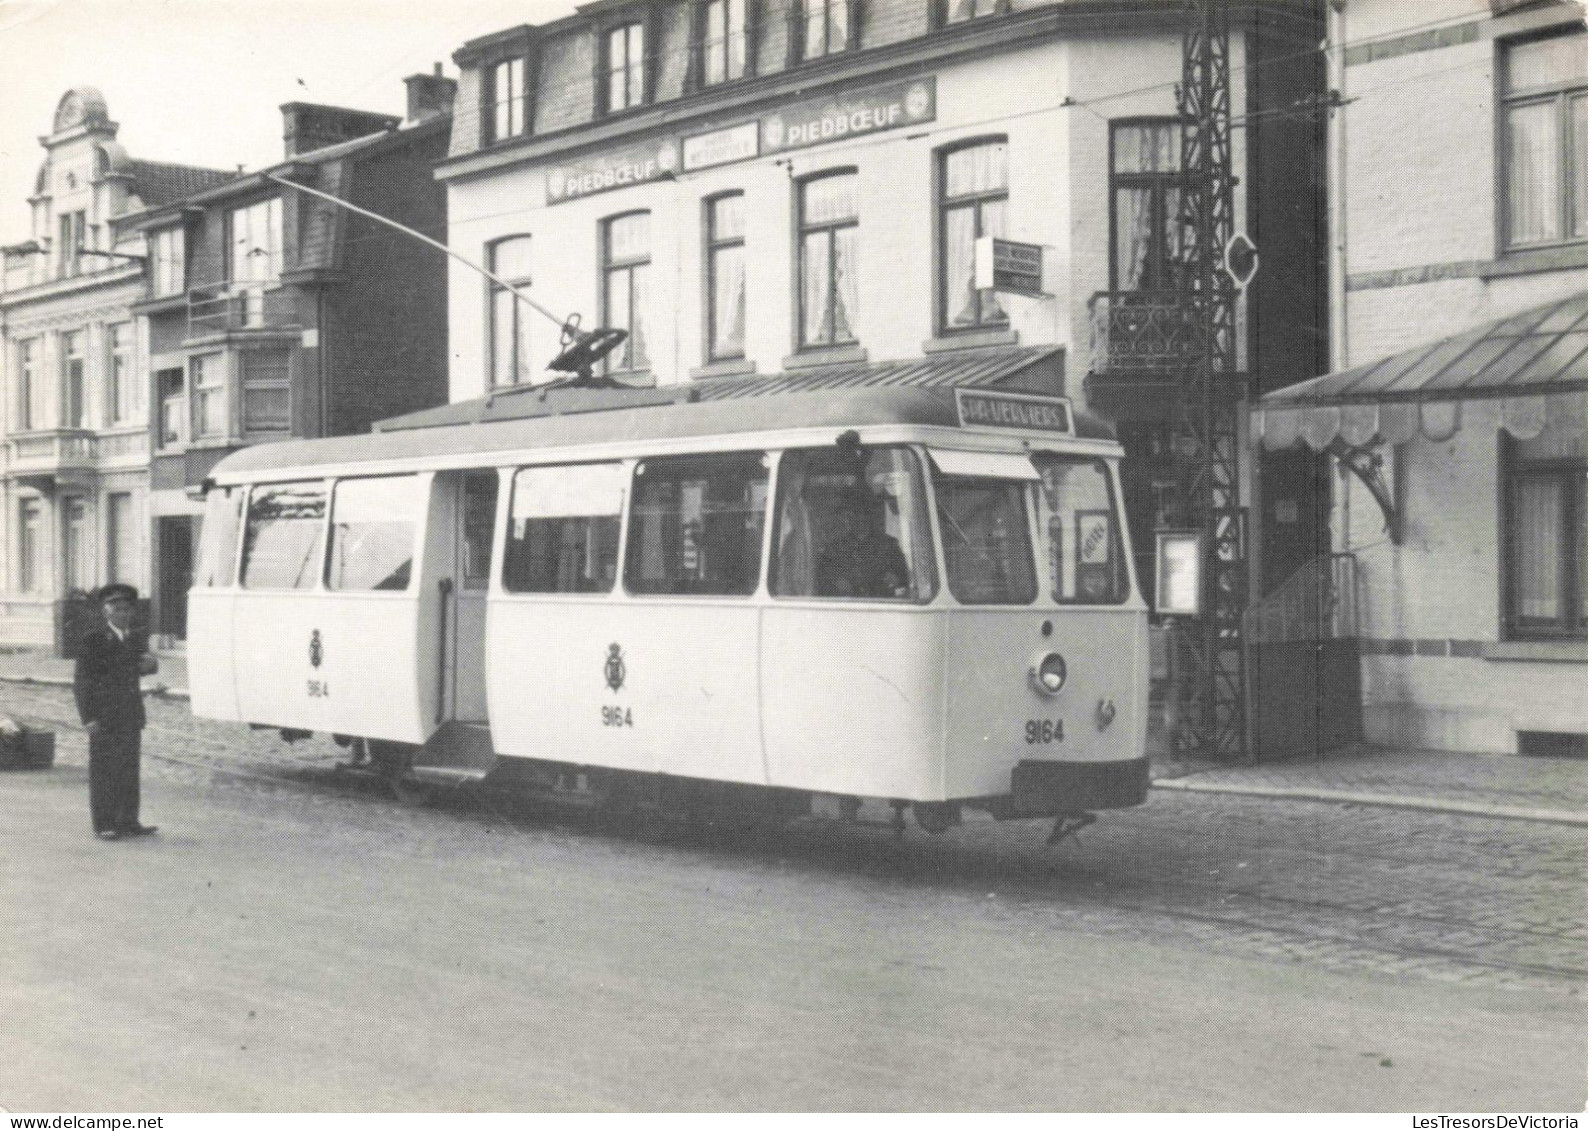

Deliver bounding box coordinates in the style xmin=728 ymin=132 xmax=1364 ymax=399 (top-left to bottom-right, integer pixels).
xmin=955 ymin=390 xmax=1073 ymax=435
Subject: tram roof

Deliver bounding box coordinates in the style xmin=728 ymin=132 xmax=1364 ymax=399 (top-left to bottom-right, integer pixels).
xmin=211 ymin=383 xmax=1117 ymax=480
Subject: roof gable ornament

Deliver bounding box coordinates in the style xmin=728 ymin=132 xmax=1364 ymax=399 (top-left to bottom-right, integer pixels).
xmin=52 ymin=87 xmax=110 ymax=134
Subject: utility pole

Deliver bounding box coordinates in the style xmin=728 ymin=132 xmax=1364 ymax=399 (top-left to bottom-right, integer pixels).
xmin=1170 ymin=0 xmax=1249 ymax=760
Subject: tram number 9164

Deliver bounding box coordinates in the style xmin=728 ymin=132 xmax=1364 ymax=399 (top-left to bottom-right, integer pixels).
xmin=1025 ymin=718 xmax=1064 ymax=744
xmin=602 ymin=706 xmax=634 ymax=728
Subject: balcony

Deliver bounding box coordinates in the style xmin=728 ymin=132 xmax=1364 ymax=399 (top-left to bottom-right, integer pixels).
xmin=1087 ymin=290 xmax=1209 ymax=376
xmin=187 ymin=282 xmax=296 ymax=340
xmin=5 ymin=428 xmax=148 ymax=489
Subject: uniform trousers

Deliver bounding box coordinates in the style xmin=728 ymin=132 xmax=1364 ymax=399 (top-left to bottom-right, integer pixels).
xmin=88 ymin=727 xmax=142 ymax=834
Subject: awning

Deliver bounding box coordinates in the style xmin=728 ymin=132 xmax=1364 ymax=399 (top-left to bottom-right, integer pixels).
xmin=1253 ymin=291 xmax=1588 ymax=452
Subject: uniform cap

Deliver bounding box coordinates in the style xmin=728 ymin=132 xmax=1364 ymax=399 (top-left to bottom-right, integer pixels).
xmin=97 ymin=583 xmax=138 ymax=605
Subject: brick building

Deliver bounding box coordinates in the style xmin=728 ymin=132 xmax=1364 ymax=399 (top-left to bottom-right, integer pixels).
xmin=127 ymin=71 xmax=456 ymax=641
xmin=434 ymin=0 xmax=1328 ymax=607
xmin=0 ymin=88 xmax=233 ymax=649
xmin=1253 ymin=0 xmax=1588 ymax=755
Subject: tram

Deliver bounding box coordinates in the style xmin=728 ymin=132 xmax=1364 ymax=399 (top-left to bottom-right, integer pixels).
xmin=187 ymin=383 xmax=1150 ymax=836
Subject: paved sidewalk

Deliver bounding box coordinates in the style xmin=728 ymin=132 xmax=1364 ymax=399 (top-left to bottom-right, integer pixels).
xmin=2 ymin=646 xmax=1585 ymax=825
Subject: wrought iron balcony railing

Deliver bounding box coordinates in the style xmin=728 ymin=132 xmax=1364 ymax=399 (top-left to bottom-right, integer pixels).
xmin=187 ymin=282 xmax=279 ymax=338
xmin=1087 ymin=290 xmax=1209 ymax=376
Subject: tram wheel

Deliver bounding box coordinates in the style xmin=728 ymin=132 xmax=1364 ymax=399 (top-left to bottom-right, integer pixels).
xmin=913 ymin=801 xmax=961 ymax=835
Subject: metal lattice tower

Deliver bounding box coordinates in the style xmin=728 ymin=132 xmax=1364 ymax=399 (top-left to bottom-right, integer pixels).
xmin=1172 ymin=0 xmax=1248 ymax=759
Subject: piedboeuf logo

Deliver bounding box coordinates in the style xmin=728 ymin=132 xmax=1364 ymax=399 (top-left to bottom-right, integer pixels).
xmin=309 ymin=629 xmax=323 ymax=669
xmin=604 ymin=643 xmax=626 ymax=692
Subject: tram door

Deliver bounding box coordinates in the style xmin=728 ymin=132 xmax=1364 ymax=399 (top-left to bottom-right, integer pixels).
xmin=442 ymin=470 xmax=497 ymax=724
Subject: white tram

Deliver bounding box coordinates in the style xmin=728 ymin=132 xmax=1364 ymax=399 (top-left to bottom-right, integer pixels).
xmin=188 ymin=385 xmax=1150 ymax=833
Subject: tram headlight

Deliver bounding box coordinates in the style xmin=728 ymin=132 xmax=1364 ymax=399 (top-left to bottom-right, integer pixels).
xmin=1029 ymin=651 xmax=1068 ymax=696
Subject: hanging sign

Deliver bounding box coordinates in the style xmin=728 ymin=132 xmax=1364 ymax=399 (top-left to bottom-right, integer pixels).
xmin=974 ymin=236 xmax=1047 ymax=296
xmin=761 ymin=77 xmax=936 ymax=155
xmin=546 ymin=138 xmax=682 ymax=204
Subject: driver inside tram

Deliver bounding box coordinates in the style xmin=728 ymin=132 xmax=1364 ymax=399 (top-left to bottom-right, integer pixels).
xmin=814 ymin=487 xmax=910 ymax=600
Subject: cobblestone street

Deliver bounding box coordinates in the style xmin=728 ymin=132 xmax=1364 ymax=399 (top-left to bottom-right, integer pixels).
xmin=6 ymin=681 xmax=1585 ymax=996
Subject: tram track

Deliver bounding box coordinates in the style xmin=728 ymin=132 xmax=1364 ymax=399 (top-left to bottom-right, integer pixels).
xmin=6 ymin=679 xmax=1583 ymax=992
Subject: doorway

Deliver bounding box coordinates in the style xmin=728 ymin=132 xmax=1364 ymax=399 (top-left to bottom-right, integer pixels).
xmin=157 ymin=516 xmax=193 ymax=639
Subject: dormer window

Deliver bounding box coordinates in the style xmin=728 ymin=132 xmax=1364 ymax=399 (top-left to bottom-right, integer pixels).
xmin=605 ymin=21 xmax=648 ymax=113
xmin=799 ymin=0 xmax=854 ymax=61
xmin=57 ymin=210 xmax=84 ymax=278
xmin=701 ymin=0 xmax=749 ymax=86
xmin=487 ymin=56 xmax=529 ymax=143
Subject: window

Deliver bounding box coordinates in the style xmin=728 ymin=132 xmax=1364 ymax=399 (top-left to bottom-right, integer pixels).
xmin=940 ymin=0 xmax=1007 ymax=23
xmin=241 ymin=350 xmax=290 ymax=434
xmin=158 ymin=368 xmax=186 ymax=447
xmin=1032 ymin=455 xmax=1130 ymax=604
xmin=800 ymin=0 xmax=852 ymax=60
xmin=503 ymin=463 xmax=625 ymax=594
xmin=461 ymin=471 xmax=499 ymax=590
xmin=701 ymin=0 xmax=748 ymax=85
xmin=63 ymin=497 xmax=89 ymax=593
xmin=191 ymin=353 xmax=226 ymax=439
xmin=16 ymin=339 xmax=37 ymax=431
xmin=488 ymin=56 xmax=529 ymax=143
xmin=1502 ymin=31 xmax=1588 ymax=249
xmin=771 ymin=445 xmax=936 ymax=601
xmin=228 ymin=198 xmax=283 ymax=326
xmin=241 ymin=481 xmax=326 ymax=590
xmin=19 ymin=500 xmax=42 ymax=593
xmin=108 ymin=323 xmax=135 ymax=425
xmin=195 ymin=486 xmax=245 ymax=588
xmin=107 ymin=492 xmax=136 ymax=586
xmin=939 ymin=139 xmax=1009 ymax=331
xmin=1111 ymin=119 xmax=1185 ymax=290
xmin=489 ymin=236 xmax=535 ymax=387
xmin=327 ymin=476 xmax=421 ymax=592
xmin=602 ymin=213 xmax=651 ymax=372
xmin=933 ymin=471 xmax=1037 ymax=605
xmin=605 ymin=21 xmax=647 ymax=113
xmin=1504 ymin=430 xmax=1586 ymax=638
xmin=626 ymin=453 xmax=767 ymax=596
xmin=61 ymin=330 xmax=85 ymax=428
xmin=149 ymin=227 xmax=185 ymax=297
xmin=798 ymin=173 xmax=859 ymax=348
xmin=58 ymin=210 xmax=83 ymax=278
xmin=706 ymin=193 xmax=747 ymax=361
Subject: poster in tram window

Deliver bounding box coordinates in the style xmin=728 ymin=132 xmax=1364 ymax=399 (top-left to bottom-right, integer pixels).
xmin=1074 ymin=509 xmax=1113 ymax=601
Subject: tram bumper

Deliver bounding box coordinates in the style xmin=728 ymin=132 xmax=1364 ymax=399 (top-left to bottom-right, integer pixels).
xmin=994 ymin=756 xmax=1151 ymax=817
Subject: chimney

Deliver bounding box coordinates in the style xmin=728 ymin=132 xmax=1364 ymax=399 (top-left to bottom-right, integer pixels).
xmin=405 ymin=64 xmax=457 ymax=124
xmin=281 ymin=102 xmax=401 ymax=158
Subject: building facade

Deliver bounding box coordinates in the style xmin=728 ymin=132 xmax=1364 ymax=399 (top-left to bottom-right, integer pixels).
xmin=435 ymin=0 xmax=1326 ymax=607
xmin=1254 ymin=0 xmax=1588 ymax=755
xmin=0 ymin=88 xmax=233 ymax=649
xmin=125 ymin=73 xmax=457 ymax=642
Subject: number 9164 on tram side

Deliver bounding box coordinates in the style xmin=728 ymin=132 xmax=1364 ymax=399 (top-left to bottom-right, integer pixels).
xmin=187 ymin=385 xmax=1150 ymax=839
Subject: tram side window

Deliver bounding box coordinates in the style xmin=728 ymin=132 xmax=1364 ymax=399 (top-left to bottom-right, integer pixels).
xmin=934 ymin=476 xmax=1037 ymax=605
xmin=1032 ymin=455 xmax=1129 ymax=604
xmin=771 ymin=446 xmax=937 ymax=601
xmin=241 ymin=482 xmax=327 ymax=590
xmin=626 ymin=452 xmax=767 ymax=596
xmin=326 ymin=475 xmax=422 ymax=591
xmin=461 ymin=471 xmax=499 ymax=589
xmin=195 ymin=485 xmax=245 ymax=587
xmin=503 ymin=463 xmax=624 ymax=594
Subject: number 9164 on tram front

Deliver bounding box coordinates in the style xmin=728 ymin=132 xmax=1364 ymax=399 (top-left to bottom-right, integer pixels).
xmin=187 ymin=385 xmax=1150 ymax=839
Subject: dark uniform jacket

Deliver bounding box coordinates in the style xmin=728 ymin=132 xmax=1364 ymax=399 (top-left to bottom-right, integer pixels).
xmin=73 ymin=627 xmax=148 ymax=732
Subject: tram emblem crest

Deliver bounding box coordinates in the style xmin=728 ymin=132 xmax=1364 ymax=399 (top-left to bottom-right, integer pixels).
xmin=309 ymin=630 xmax=323 ymax=669
xmin=604 ymin=643 xmax=626 ymax=692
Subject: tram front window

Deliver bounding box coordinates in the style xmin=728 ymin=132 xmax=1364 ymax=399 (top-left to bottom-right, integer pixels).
xmin=1032 ymin=455 xmax=1129 ymax=604
xmin=771 ymin=446 xmax=936 ymax=602
xmin=326 ymin=475 xmax=422 ymax=591
xmin=195 ymin=485 xmax=244 ymax=588
xmin=241 ymin=481 xmax=327 ymax=590
xmin=626 ymin=452 xmax=767 ymax=597
xmin=504 ymin=462 xmax=625 ymax=594
xmin=934 ymin=476 xmax=1037 ymax=605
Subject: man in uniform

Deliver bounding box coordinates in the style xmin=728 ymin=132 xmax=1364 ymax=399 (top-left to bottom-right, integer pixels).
xmin=74 ymin=584 xmax=158 ymax=840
